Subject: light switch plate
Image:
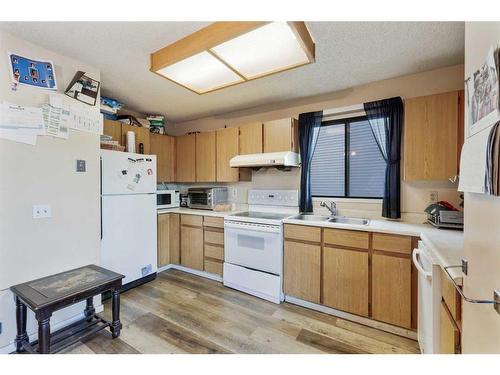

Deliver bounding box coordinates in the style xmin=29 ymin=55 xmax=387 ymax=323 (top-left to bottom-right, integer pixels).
xmin=76 ymin=159 xmax=86 ymax=172
xmin=33 ymin=204 xmax=51 ymax=219
xmin=429 ymin=191 xmax=438 ymax=203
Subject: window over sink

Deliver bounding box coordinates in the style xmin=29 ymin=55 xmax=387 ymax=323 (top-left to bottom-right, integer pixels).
xmin=310 ymin=116 xmax=386 ymax=198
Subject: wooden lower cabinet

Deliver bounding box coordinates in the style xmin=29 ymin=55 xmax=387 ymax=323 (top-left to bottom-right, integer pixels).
xmin=180 ymin=215 xmax=204 ymax=271
xmin=440 ymin=301 xmax=461 ymax=353
xmin=284 ymin=224 xmax=415 ymax=330
xmin=157 ymin=213 xmax=180 ymax=267
xmin=203 ymin=216 xmax=224 ymax=276
xmin=284 ymin=240 xmax=321 ymax=303
xmin=322 ymin=246 xmax=369 ymax=316
xmin=372 ymin=253 xmax=412 ymax=329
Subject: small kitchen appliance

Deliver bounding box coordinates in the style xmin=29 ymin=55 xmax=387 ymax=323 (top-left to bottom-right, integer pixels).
xmin=188 ymin=187 xmax=228 ymax=210
xmin=156 ymin=189 xmax=180 ymax=209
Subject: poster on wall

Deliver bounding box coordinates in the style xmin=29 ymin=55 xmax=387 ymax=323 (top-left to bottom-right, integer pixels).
xmin=8 ymin=52 xmax=58 ymax=90
xmin=465 ymin=46 xmax=500 ymax=138
xmin=64 ymin=71 xmax=100 ymax=106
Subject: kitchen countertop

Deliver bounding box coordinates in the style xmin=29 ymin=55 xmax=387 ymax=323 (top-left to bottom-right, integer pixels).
xmin=283 ymin=217 xmax=464 ymax=284
xmin=157 ymin=207 xmax=244 ymax=218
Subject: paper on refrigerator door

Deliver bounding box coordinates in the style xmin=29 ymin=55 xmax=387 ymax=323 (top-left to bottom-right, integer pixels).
xmin=458 ymin=127 xmax=491 ymax=193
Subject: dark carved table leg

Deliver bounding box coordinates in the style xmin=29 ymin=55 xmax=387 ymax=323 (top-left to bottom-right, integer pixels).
xmin=84 ymin=297 xmax=95 ymax=322
xmin=15 ymin=297 xmax=28 ymax=352
xmin=110 ymin=289 xmax=122 ymax=338
xmin=37 ymin=312 xmax=52 ymax=354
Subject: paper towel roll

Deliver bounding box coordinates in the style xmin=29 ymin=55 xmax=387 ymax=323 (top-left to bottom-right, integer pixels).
xmin=126 ymin=131 xmax=135 ymax=153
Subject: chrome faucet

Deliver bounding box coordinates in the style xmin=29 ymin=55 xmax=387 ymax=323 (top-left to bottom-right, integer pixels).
xmin=320 ymin=201 xmax=337 ymax=217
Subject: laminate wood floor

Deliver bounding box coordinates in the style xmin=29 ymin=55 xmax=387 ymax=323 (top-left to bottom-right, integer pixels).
xmin=61 ymin=269 xmax=420 ymax=354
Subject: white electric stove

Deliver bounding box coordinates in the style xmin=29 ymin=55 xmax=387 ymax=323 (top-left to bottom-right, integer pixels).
xmin=223 ymin=189 xmax=299 ymax=303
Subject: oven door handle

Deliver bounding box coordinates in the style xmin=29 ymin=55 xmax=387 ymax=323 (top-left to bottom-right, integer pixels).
xmin=224 ymin=221 xmax=281 ymax=234
xmin=412 ymin=248 xmax=432 ymax=280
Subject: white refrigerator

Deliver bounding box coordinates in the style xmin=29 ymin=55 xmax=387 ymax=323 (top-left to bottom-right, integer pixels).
xmin=100 ymin=150 xmax=157 ymax=286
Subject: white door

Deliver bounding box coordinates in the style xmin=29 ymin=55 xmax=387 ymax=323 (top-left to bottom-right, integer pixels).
xmin=101 ymin=193 xmax=157 ymax=284
xmin=224 ymin=221 xmax=283 ymax=275
xmin=101 ymin=150 xmax=156 ymax=195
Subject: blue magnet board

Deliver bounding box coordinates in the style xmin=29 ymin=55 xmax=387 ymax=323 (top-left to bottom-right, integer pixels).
xmin=8 ymin=52 xmax=57 ymax=90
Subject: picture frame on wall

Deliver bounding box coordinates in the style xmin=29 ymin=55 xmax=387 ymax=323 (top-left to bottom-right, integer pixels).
xmin=65 ymin=71 xmax=100 ymax=106
xmin=465 ymin=46 xmax=500 ymax=138
xmin=8 ymin=52 xmax=58 ymax=90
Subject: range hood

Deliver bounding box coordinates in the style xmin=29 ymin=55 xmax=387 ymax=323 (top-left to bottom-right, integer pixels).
xmin=230 ymin=151 xmax=301 ymax=168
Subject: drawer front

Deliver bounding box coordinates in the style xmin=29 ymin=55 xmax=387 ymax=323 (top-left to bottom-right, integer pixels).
xmin=204 ymin=229 xmax=224 ymax=245
xmin=441 ymin=269 xmax=461 ymax=323
xmin=284 ymin=224 xmax=321 ymax=243
xmin=204 ymin=259 xmax=223 ymax=275
xmin=205 ymin=244 xmax=224 ymax=260
xmin=372 ymin=233 xmax=412 ymax=255
xmin=323 ymin=228 xmax=369 ymax=249
xmin=181 ymin=214 xmax=203 ymax=227
xmin=203 ymin=216 xmax=224 ymax=228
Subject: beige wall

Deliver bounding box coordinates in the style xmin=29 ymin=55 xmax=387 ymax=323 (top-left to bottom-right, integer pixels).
xmin=0 ymin=31 xmax=101 ymax=351
xmin=171 ymin=65 xmax=464 ymax=221
xmin=462 ymin=22 xmax=500 ymax=353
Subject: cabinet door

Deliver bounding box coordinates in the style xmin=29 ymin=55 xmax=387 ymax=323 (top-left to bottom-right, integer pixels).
xmin=284 ymin=240 xmax=321 ymax=303
xmin=196 ymin=131 xmax=216 ymax=182
xmin=150 ymin=134 xmax=176 ymax=182
xmin=404 ymin=91 xmax=460 ymax=181
xmin=372 ymin=253 xmax=412 ymax=328
xmin=239 ymin=122 xmax=263 ymax=154
xmin=157 ymin=213 xmax=180 ymax=267
xmin=180 ymin=221 xmax=204 ymax=271
xmin=121 ymin=124 xmax=151 ymax=154
xmin=440 ymin=301 xmax=461 ymax=354
xmin=263 ymin=118 xmax=298 ymax=153
xmin=103 ymin=119 xmax=122 ymax=144
xmin=216 ymin=127 xmax=239 ymax=182
xmin=176 ymin=134 xmax=196 ymax=182
xmin=323 ymin=247 xmax=369 ymax=316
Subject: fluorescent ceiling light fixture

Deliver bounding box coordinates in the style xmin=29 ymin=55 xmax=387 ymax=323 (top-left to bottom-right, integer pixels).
xmin=150 ymin=22 xmax=315 ymax=94
xmin=157 ymin=51 xmax=243 ymax=93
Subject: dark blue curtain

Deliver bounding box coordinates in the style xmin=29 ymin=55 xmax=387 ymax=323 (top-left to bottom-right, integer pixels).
xmin=298 ymin=111 xmax=323 ymax=213
xmin=363 ymin=97 xmax=403 ymax=219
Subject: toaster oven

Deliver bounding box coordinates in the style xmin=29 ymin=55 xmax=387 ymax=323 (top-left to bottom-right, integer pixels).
xmin=188 ymin=187 xmax=228 ymax=210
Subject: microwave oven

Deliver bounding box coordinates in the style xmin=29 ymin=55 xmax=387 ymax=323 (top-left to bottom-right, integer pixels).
xmin=156 ymin=189 xmax=180 ymax=209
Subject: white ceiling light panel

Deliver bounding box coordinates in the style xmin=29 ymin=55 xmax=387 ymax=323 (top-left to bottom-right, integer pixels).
xmin=211 ymin=22 xmax=310 ymax=79
xmin=157 ymin=51 xmax=243 ymax=94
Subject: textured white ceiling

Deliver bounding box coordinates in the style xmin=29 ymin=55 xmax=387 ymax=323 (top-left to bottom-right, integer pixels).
xmin=0 ymin=22 xmax=464 ymax=123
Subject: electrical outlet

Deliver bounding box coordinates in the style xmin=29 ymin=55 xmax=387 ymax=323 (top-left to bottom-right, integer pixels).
xmin=429 ymin=191 xmax=438 ymax=203
xmin=32 ymin=204 xmax=51 ymax=219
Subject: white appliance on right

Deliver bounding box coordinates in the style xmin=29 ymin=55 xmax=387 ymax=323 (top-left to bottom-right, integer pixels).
xmin=223 ymin=190 xmax=299 ymax=303
xmin=413 ymin=240 xmax=442 ymax=354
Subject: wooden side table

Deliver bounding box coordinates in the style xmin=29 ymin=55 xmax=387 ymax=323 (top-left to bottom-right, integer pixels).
xmin=10 ymin=264 xmax=124 ymax=354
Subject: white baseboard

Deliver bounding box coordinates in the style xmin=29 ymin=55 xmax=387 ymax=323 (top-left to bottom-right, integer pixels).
xmin=0 ymin=304 xmax=104 ymax=354
xmin=158 ymin=264 xmax=223 ymax=282
xmin=285 ymin=295 xmax=417 ymax=340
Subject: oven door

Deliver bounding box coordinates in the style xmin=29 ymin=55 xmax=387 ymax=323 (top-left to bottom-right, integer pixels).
xmin=224 ymin=220 xmax=283 ymax=275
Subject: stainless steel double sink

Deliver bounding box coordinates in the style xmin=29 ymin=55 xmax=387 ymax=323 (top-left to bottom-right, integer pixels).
xmin=289 ymin=214 xmax=370 ymax=226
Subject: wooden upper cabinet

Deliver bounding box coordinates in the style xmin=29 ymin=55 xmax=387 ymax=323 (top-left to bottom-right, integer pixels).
xmin=239 ymin=122 xmax=263 ymax=154
xmin=121 ymin=124 xmax=150 ymax=154
xmin=404 ymin=90 xmax=464 ymax=181
xmin=150 ymin=133 xmax=176 ymax=182
xmin=195 ymin=131 xmax=216 ymax=182
xmin=263 ymin=118 xmax=299 ymax=153
xmin=176 ymin=134 xmax=196 ymax=182
xmin=103 ymin=119 xmax=123 ymax=145
xmin=216 ymin=127 xmax=251 ymax=182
